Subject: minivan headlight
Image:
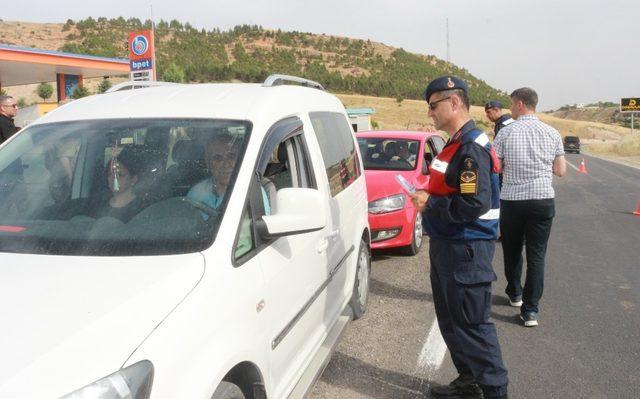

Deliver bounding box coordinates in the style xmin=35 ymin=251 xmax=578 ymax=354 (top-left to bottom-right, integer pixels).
xmin=368 ymin=194 xmax=405 ymax=214
xmin=59 ymin=360 xmax=153 ymax=399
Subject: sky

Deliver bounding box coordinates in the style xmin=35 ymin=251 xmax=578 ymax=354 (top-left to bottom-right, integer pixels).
xmin=3 ymin=0 xmax=639 ymax=110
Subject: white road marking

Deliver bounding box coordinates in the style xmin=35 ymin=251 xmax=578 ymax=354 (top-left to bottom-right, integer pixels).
xmin=567 ymin=161 xmax=580 ymax=172
xmin=417 ymin=318 xmax=447 ymax=372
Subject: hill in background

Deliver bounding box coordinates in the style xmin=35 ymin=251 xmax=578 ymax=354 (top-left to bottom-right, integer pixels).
xmin=1 ymin=19 xmax=637 ymax=163
xmin=0 ymin=17 xmax=509 ymax=105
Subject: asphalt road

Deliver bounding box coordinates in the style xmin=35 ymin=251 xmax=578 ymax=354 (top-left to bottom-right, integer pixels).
xmin=311 ymin=153 xmax=640 ymax=399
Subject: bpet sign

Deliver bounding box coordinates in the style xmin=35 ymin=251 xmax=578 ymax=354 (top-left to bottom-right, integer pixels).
xmin=128 ymin=30 xmax=155 ymax=81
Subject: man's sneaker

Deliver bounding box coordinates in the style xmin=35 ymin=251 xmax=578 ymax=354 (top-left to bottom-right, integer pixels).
xmin=520 ymin=311 xmax=538 ymax=327
xmin=508 ymin=295 xmax=523 ymax=307
xmin=430 ymin=375 xmax=482 ymax=398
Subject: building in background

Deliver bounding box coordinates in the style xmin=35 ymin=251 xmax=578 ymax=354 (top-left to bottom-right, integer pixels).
xmin=346 ymin=108 xmax=375 ymax=132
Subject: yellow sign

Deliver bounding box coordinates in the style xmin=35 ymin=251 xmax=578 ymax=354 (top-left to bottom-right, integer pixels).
xmin=621 ymin=98 xmax=640 ymax=112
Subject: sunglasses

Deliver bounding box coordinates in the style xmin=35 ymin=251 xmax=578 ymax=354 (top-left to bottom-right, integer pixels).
xmin=428 ymin=96 xmax=452 ymax=110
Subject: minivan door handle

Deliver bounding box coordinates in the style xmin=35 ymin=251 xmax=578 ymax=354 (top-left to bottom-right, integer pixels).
xmin=327 ymin=229 xmax=340 ymax=239
xmin=317 ymin=239 xmax=329 ymax=253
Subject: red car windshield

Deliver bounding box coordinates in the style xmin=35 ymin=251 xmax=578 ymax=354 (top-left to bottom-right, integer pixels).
xmin=357 ymin=138 xmax=420 ymax=171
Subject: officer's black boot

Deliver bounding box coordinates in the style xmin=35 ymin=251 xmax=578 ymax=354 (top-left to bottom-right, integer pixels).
xmin=429 ymin=375 xmax=482 ymax=398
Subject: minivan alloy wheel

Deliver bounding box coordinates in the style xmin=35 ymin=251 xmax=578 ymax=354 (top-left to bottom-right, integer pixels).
xmin=350 ymin=240 xmax=370 ymax=319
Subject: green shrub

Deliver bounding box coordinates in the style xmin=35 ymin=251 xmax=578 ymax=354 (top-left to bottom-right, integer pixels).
xmin=97 ymin=79 xmax=112 ymax=93
xmin=36 ymin=82 xmax=54 ymax=102
xmin=70 ymin=86 xmax=91 ymax=99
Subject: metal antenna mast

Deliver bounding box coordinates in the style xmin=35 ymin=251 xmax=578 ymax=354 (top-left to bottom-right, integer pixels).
xmin=446 ymin=18 xmax=450 ymax=63
xmin=150 ymin=4 xmax=157 ymax=80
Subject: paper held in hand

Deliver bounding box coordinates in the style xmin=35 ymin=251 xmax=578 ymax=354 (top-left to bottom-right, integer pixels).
xmin=395 ymin=174 xmax=416 ymax=194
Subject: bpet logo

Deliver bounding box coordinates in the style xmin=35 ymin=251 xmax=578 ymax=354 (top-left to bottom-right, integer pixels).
xmin=132 ymin=35 xmax=149 ymax=56
xmin=131 ymin=59 xmax=152 ymax=70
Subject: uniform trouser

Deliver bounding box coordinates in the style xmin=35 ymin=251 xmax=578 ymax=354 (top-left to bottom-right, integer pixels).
xmin=500 ymin=199 xmax=555 ymax=314
xmin=430 ymin=238 xmax=508 ymax=397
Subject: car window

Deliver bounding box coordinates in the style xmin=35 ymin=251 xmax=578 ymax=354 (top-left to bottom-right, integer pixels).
xmin=234 ymin=202 xmax=255 ymax=261
xmin=431 ymin=136 xmax=446 ymax=153
xmin=425 ymin=136 xmax=446 ymax=165
xmin=357 ymin=137 xmax=419 ymax=171
xmin=261 ymin=132 xmax=315 ymax=215
xmin=309 ymin=112 xmax=360 ymax=196
xmin=0 ymin=118 xmax=251 ymax=256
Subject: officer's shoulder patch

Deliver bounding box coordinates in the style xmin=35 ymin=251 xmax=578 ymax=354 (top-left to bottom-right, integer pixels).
xmin=459 ymin=156 xmax=478 ymax=195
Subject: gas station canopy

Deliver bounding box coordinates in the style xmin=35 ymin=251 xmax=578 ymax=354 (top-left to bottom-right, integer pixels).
xmin=0 ymin=44 xmax=129 ymax=87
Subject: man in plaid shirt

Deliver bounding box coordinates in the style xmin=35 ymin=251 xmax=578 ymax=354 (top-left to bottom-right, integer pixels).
xmin=493 ymin=87 xmax=566 ymax=327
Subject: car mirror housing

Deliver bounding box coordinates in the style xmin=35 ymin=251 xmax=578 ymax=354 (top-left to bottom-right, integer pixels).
xmin=422 ymin=161 xmax=430 ymax=175
xmin=257 ymin=188 xmax=327 ymax=239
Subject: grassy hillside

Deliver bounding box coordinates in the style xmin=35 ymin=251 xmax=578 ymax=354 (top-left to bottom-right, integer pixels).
xmin=0 ymin=17 xmax=509 ymax=105
xmin=2 ymin=19 xmax=636 ymax=161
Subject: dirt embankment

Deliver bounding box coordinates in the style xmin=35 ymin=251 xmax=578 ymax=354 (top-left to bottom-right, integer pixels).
xmin=550 ymin=107 xmax=628 ymax=126
xmin=0 ymin=21 xmax=70 ymax=50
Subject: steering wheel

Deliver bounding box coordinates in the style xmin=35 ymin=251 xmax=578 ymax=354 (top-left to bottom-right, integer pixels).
xmin=396 ymin=158 xmax=413 ymax=168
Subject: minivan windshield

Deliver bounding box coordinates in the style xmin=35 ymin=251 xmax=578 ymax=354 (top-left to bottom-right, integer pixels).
xmin=0 ymin=118 xmax=251 ymax=256
xmin=357 ymin=137 xmax=419 ymax=171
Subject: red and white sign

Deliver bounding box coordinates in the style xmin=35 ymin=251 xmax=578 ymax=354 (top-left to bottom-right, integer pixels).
xmin=128 ymin=30 xmax=155 ymax=81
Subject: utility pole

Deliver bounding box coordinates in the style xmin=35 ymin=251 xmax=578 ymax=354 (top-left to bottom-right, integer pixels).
xmin=151 ymin=4 xmax=157 ymax=81
xmin=446 ymin=18 xmax=450 ymax=63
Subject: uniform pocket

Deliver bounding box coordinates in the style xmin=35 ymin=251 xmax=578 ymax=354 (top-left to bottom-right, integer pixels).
xmin=454 ymin=271 xmax=496 ymax=324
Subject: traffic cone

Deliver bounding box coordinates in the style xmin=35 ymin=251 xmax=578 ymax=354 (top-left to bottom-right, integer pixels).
xmin=633 ymin=201 xmax=640 ymax=216
xmin=578 ymin=158 xmax=587 ymax=174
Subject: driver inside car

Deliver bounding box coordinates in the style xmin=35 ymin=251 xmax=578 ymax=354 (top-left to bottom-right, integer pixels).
xmin=187 ymin=134 xmax=239 ymax=210
xmin=188 ymin=134 xmax=272 ymax=215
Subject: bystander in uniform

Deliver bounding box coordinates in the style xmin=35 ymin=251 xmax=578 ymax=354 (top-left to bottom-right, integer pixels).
xmin=493 ymin=87 xmax=566 ymax=327
xmin=410 ymin=76 xmax=508 ymax=399
xmin=484 ymin=101 xmax=514 ymax=140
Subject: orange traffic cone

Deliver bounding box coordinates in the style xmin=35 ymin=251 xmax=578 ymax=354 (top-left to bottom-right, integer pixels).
xmin=578 ymin=158 xmax=587 ymax=174
xmin=633 ymin=201 xmax=640 ymax=216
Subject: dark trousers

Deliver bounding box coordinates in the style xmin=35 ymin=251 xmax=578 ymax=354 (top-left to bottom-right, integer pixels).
xmin=430 ymin=238 xmax=508 ymax=396
xmin=500 ymin=198 xmax=555 ymax=314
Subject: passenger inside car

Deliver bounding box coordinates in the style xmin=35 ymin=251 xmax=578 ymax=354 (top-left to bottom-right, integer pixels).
xmin=383 ymin=141 xmax=399 ymax=161
xmin=92 ymin=145 xmax=147 ymax=223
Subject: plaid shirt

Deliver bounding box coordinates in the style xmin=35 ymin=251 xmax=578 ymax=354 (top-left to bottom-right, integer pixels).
xmin=494 ymin=114 xmax=564 ymax=200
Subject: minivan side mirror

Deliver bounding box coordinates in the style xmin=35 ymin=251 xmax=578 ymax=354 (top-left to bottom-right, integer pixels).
xmin=257 ymin=188 xmax=327 ymax=239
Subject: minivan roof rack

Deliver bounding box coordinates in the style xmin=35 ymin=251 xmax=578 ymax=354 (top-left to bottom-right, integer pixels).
xmin=105 ymin=80 xmax=181 ymax=93
xmin=263 ymin=74 xmax=324 ymax=91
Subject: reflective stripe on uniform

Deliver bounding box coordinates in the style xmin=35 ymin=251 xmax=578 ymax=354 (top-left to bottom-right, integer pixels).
xmin=502 ymin=118 xmax=515 ymax=126
xmin=478 ymin=208 xmax=500 ymax=220
xmin=474 ymin=133 xmax=490 ymax=147
xmin=431 ymin=159 xmax=449 ymax=173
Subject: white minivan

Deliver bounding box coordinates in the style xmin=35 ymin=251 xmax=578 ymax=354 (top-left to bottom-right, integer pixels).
xmin=0 ymin=75 xmax=370 ymax=399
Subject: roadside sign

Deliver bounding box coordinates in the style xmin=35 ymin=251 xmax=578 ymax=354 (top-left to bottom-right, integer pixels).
xmin=128 ymin=30 xmax=155 ymax=81
xmin=620 ymin=98 xmax=640 ymax=112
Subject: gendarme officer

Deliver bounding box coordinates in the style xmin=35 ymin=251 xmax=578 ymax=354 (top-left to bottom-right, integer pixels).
xmin=484 ymin=100 xmax=514 ymax=139
xmin=410 ymin=76 xmax=508 ymax=399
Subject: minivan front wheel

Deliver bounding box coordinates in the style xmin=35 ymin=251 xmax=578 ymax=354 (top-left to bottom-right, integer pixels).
xmin=212 ymin=381 xmax=245 ymax=399
xmin=349 ymin=239 xmax=370 ymax=320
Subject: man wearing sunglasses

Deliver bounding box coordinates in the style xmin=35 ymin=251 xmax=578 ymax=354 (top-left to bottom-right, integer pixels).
xmin=410 ymin=76 xmax=508 ymax=399
xmin=0 ymin=95 xmax=19 ymax=144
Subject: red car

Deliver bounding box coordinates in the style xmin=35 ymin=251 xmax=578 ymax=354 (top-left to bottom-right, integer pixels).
xmin=356 ymin=131 xmax=446 ymax=255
